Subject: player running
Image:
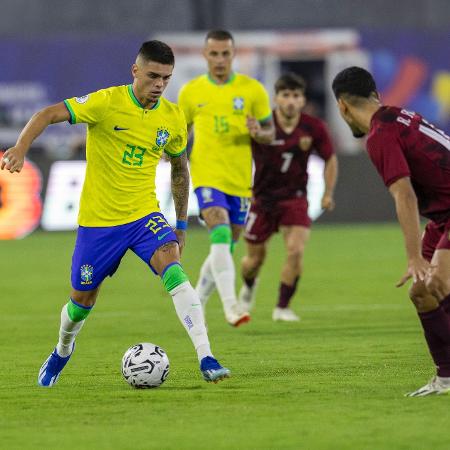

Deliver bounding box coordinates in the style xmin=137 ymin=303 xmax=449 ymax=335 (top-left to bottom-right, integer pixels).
xmin=239 ymin=73 xmax=338 ymax=321
xmin=1 ymin=41 xmax=230 ymax=386
xmin=332 ymin=66 xmax=450 ymax=396
xmin=178 ymin=30 xmax=275 ymax=326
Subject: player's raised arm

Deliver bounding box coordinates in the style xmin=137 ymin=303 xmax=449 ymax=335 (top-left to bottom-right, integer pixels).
xmin=388 ymin=177 xmax=431 ymax=286
xmin=1 ymin=102 xmax=70 ymax=173
xmin=169 ymin=151 xmax=190 ymax=253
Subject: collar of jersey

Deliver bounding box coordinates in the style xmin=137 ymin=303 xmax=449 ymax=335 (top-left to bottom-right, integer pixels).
xmin=207 ymin=72 xmax=236 ymax=86
xmin=127 ymin=84 xmax=160 ymax=110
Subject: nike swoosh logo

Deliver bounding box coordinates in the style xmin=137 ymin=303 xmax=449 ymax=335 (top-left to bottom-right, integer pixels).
xmin=158 ymin=231 xmax=172 ymax=241
xmin=197 ymin=103 xmax=208 ymax=108
xmin=114 ymin=126 xmax=129 ymax=131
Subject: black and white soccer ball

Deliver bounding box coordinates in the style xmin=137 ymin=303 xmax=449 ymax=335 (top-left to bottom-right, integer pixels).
xmin=121 ymin=343 xmax=170 ymax=388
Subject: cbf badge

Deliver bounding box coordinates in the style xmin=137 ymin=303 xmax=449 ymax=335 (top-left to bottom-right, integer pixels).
xmin=201 ymin=187 xmax=214 ymax=203
xmin=299 ymin=136 xmax=313 ymax=152
xmin=156 ymin=128 xmax=170 ymax=147
xmin=233 ymin=96 xmax=244 ymax=113
xmin=80 ymin=264 xmax=94 ymax=285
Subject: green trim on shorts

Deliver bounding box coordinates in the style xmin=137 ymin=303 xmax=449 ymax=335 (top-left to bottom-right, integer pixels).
xmin=162 ymin=263 xmax=189 ymax=292
xmin=210 ymin=224 xmax=232 ymax=244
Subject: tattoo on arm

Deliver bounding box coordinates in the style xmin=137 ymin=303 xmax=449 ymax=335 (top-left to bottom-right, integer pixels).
xmin=170 ymin=152 xmax=189 ymax=221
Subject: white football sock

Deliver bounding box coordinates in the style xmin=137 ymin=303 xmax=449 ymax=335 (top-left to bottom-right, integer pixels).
xmin=195 ymin=254 xmax=216 ymax=309
xmin=170 ymin=281 xmax=213 ymax=362
xmin=210 ymin=243 xmax=238 ymax=312
xmin=56 ymin=303 xmax=85 ymax=357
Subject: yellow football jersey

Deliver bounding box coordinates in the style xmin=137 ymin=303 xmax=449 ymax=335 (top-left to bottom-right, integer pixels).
xmin=64 ymin=85 xmax=187 ymax=227
xmin=178 ymin=73 xmax=271 ymax=197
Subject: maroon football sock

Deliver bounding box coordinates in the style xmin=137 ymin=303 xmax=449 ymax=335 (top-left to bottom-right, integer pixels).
xmin=418 ymin=305 xmax=450 ymax=377
xmin=277 ymin=277 xmax=299 ymax=309
xmin=440 ymin=293 xmax=450 ymax=315
xmin=243 ymin=276 xmax=256 ymax=288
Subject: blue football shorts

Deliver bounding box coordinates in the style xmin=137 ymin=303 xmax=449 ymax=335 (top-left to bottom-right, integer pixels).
xmin=71 ymin=212 xmax=177 ymax=291
xmin=194 ymin=187 xmax=250 ymax=225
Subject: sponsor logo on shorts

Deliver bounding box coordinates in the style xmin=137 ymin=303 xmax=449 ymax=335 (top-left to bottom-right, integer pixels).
xmin=75 ymin=95 xmax=89 ymax=104
xmin=80 ymin=264 xmax=94 ymax=285
xmin=158 ymin=230 xmax=172 ymax=241
xmin=298 ymin=135 xmax=313 ymax=151
xmin=201 ymin=188 xmax=214 ymax=203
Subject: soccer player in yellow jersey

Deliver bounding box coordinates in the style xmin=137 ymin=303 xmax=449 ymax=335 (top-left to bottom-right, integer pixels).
xmin=1 ymin=41 xmax=230 ymax=386
xmin=178 ymin=30 xmax=275 ymax=326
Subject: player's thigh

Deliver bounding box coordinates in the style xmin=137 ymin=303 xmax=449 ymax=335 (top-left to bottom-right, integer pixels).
xmin=201 ymin=206 xmax=230 ymax=229
xmin=280 ymin=225 xmax=311 ymax=256
xmin=244 ymin=203 xmax=275 ymax=244
xmin=428 ymin=248 xmax=450 ymax=300
xmin=150 ymin=242 xmax=181 ymax=276
xmin=71 ymin=225 xmax=128 ymax=294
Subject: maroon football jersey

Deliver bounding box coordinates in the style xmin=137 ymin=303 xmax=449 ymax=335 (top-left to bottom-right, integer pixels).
xmin=251 ymin=111 xmax=334 ymax=204
xmin=367 ymin=106 xmax=450 ymax=223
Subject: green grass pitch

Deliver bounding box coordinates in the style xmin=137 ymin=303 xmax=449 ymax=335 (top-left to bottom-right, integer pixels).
xmin=0 ymin=224 xmax=448 ymax=449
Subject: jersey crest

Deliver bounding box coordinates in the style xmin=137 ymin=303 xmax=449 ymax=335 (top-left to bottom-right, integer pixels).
xmin=156 ymin=128 xmax=170 ymax=147
xmin=298 ymin=136 xmax=313 ymax=152
xmin=233 ymin=96 xmax=245 ymax=114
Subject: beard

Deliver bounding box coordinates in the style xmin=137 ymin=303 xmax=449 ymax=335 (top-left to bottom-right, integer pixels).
xmin=348 ymin=123 xmax=365 ymax=138
xmin=352 ymin=130 xmax=366 ymax=138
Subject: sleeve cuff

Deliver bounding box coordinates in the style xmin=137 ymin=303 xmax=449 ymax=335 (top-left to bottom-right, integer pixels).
xmin=63 ymin=100 xmax=76 ymax=124
xmin=164 ymin=147 xmax=186 ymax=158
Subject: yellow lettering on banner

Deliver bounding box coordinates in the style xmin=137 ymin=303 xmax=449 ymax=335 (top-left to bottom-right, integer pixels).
xmin=0 ymin=158 xmax=42 ymax=239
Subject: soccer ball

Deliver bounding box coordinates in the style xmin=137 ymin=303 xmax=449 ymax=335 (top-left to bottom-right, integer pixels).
xmin=121 ymin=343 xmax=170 ymax=388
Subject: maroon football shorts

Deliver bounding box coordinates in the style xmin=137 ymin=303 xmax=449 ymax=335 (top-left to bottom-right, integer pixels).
xmin=244 ymin=197 xmax=311 ymax=244
xmin=422 ymin=218 xmax=450 ymax=261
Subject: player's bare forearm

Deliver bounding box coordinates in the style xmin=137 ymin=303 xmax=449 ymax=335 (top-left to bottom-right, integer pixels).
xmin=253 ymin=119 xmax=275 ymax=144
xmin=170 ymin=151 xmax=189 ymax=221
xmin=247 ymin=116 xmax=275 ymax=144
xmin=324 ymin=154 xmax=338 ymax=196
xmin=1 ymin=102 xmax=70 ymax=172
xmin=16 ymin=103 xmax=70 ymax=154
xmin=389 ymin=177 xmax=423 ymax=261
xmin=321 ymin=155 xmax=338 ymax=210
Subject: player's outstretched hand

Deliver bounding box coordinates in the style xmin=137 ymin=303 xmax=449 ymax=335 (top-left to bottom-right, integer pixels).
xmin=175 ymin=229 xmax=186 ymax=256
xmin=321 ymin=194 xmax=335 ymax=211
xmin=396 ymin=256 xmax=434 ymax=287
xmin=246 ymin=115 xmax=261 ymax=139
xmin=1 ymin=146 xmax=26 ymax=173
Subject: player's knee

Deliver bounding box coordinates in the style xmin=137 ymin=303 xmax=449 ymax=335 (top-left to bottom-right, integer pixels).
xmin=286 ymin=246 xmax=304 ymax=263
xmin=70 ymin=288 xmax=99 ymax=308
xmin=425 ymin=272 xmax=450 ymax=301
xmin=408 ymin=283 xmax=437 ymax=312
xmin=249 ymin=252 xmax=265 ymax=269
xmin=161 ymin=263 xmax=189 ymax=293
xmin=210 ymin=224 xmax=232 ymax=245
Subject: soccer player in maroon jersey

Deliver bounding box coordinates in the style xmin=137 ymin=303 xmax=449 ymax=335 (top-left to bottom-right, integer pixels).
xmin=239 ymin=73 xmax=338 ymax=321
xmin=332 ymin=66 xmax=450 ymax=396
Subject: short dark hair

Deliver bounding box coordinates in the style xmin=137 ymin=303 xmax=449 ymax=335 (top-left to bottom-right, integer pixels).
xmin=275 ymin=73 xmax=306 ymax=94
xmin=138 ymin=40 xmax=174 ymax=66
xmin=332 ymin=66 xmax=377 ymax=100
xmin=205 ymin=29 xmax=234 ymax=43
